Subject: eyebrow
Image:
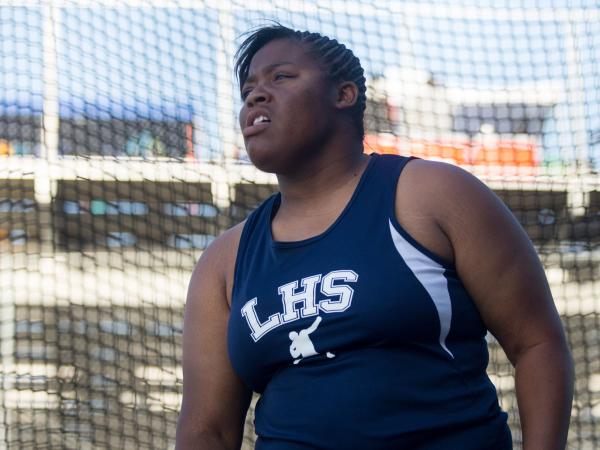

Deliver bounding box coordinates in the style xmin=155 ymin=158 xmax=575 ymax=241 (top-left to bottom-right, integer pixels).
xmin=243 ymin=61 xmax=295 ymax=85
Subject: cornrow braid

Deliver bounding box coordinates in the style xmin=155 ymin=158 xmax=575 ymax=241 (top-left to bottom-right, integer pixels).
xmin=235 ymin=24 xmax=367 ymax=139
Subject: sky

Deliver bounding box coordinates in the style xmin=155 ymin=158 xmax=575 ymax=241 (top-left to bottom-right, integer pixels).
xmin=0 ymin=2 xmax=598 ymax=165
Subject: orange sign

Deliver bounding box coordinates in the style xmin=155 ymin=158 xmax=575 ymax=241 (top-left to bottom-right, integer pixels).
xmin=364 ymin=135 xmax=537 ymax=167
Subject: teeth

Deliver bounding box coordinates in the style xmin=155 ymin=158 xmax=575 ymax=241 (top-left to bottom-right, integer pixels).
xmin=253 ymin=115 xmax=270 ymax=125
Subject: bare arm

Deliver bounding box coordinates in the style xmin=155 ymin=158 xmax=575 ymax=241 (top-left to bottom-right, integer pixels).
xmin=176 ymin=224 xmax=252 ymax=450
xmin=400 ymin=160 xmax=574 ymax=449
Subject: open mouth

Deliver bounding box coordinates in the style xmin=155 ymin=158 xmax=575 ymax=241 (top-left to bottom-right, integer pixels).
xmin=243 ymin=112 xmax=272 ymax=137
xmin=252 ymin=115 xmax=271 ymax=126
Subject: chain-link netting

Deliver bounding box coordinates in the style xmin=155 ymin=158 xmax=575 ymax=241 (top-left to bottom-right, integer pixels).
xmin=0 ymin=1 xmax=598 ymax=449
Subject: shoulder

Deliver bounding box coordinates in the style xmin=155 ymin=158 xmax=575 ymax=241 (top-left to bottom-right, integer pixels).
xmin=195 ymin=221 xmax=246 ymax=273
xmin=401 ymin=158 xmax=490 ymax=197
xmin=189 ymin=221 xmax=246 ymax=307
xmin=398 ymin=158 xmax=502 ymax=221
xmin=393 ymin=158 xmax=514 ymax=265
xmin=398 ymin=158 xmax=537 ymax=283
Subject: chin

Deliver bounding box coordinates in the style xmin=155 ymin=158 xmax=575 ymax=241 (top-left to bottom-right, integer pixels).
xmin=245 ymin=137 xmax=310 ymax=175
xmin=246 ymin=146 xmax=280 ymax=173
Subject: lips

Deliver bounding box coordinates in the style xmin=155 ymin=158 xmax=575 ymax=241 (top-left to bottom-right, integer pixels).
xmin=243 ymin=109 xmax=272 ymax=138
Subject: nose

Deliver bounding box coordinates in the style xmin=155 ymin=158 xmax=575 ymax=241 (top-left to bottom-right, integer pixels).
xmin=245 ymin=85 xmax=270 ymax=107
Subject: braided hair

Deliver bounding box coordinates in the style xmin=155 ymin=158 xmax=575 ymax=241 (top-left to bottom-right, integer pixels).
xmin=234 ymin=24 xmax=367 ymax=139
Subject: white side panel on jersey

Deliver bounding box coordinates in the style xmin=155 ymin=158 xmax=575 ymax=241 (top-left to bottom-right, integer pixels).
xmin=389 ymin=220 xmax=454 ymax=358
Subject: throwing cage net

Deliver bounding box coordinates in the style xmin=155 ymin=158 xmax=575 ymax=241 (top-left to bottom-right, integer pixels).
xmin=0 ymin=1 xmax=598 ymax=448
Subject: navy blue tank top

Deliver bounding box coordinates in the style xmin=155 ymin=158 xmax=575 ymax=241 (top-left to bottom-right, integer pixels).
xmin=228 ymin=154 xmax=512 ymax=449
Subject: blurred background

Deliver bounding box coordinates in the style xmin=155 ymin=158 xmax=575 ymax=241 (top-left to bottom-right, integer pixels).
xmin=0 ymin=0 xmax=598 ymax=448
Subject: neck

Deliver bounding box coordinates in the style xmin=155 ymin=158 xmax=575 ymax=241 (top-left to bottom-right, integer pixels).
xmin=276 ymin=137 xmax=368 ymax=212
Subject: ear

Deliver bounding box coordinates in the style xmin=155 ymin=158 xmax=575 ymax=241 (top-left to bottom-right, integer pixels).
xmin=334 ymin=81 xmax=359 ymax=110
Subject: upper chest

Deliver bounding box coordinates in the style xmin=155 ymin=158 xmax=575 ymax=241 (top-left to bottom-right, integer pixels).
xmin=231 ymin=224 xmax=444 ymax=346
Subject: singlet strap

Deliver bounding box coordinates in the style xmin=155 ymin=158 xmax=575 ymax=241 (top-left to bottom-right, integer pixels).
xmin=232 ymin=193 xmax=279 ymax=301
xmin=364 ymin=154 xmax=416 ymax=218
xmin=372 ymin=154 xmax=416 ymax=193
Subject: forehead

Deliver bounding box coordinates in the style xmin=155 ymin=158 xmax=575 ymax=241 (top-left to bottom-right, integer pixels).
xmin=247 ymin=38 xmax=321 ymax=76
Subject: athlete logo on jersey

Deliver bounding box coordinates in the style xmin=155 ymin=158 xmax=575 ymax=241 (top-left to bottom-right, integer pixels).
xmin=289 ymin=316 xmax=335 ymax=364
xmin=241 ymin=269 xmax=358 ymax=342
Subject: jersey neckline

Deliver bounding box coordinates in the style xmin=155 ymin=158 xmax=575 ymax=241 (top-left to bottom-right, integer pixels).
xmin=268 ymin=153 xmax=379 ymax=249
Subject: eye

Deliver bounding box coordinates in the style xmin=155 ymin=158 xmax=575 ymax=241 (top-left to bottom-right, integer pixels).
xmin=274 ymin=73 xmax=291 ymax=81
xmin=241 ymin=87 xmax=252 ymax=100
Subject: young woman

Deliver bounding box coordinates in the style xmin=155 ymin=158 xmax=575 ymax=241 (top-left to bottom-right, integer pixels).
xmin=175 ymin=25 xmax=574 ymax=450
